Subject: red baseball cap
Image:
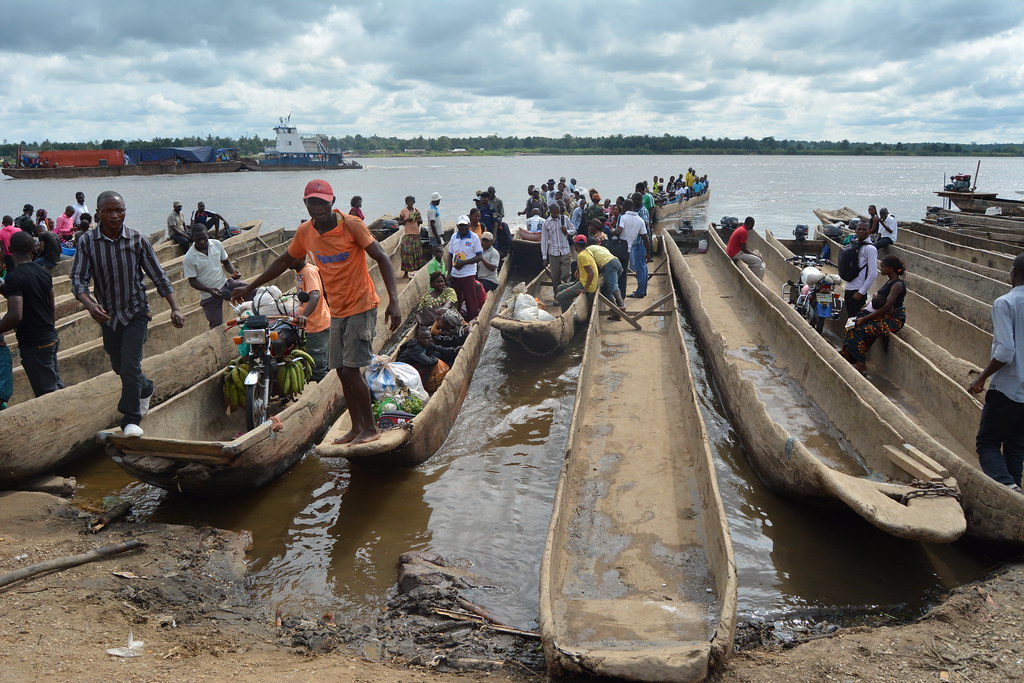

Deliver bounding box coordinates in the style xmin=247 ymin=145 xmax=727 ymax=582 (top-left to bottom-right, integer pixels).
xmin=303 ymin=179 xmax=334 ymax=202
xmin=573 ymin=234 xmax=588 ymax=245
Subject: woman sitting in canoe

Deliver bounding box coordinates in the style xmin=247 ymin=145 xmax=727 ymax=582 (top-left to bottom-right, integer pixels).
xmin=396 ymin=326 xmax=459 ymax=394
xmin=841 ymin=255 xmax=907 ymax=374
xmin=398 ymin=195 xmax=424 ymax=278
xmin=417 ymin=271 xmax=457 ymax=324
xmin=431 ymin=308 xmax=472 ymax=348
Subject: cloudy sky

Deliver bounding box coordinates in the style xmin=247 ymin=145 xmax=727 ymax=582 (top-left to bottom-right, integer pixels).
xmin=3 ymin=0 xmax=1023 ymax=145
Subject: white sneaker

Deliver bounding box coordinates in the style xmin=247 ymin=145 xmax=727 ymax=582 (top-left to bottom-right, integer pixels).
xmin=1008 ymin=483 xmax=1023 ymax=495
xmin=140 ymin=386 xmax=155 ymax=416
xmin=123 ymin=424 xmax=144 ymax=438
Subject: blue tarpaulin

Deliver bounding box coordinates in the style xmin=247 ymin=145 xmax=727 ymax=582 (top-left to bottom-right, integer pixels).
xmin=124 ymin=146 xmax=216 ymax=164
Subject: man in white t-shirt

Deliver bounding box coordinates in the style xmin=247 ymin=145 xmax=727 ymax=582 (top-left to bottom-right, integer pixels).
xmin=71 ymin=191 xmax=89 ymax=228
xmin=446 ymin=216 xmax=484 ymax=320
xmin=874 ymin=207 xmax=898 ymax=248
xmin=477 ymin=231 xmax=501 ymax=292
xmin=183 ymin=224 xmax=247 ymax=327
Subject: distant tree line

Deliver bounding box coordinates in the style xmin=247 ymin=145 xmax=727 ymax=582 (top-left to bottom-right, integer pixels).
xmin=3 ymin=133 xmax=1023 ymax=157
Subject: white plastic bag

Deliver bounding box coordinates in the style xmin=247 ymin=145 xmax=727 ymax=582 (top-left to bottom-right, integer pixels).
xmin=252 ymin=285 xmax=287 ymax=316
xmin=535 ymin=309 xmax=556 ymax=321
xmin=512 ymin=293 xmax=540 ymax=321
xmin=365 ymin=356 xmax=429 ymax=401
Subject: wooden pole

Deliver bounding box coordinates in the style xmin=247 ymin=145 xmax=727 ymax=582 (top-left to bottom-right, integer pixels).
xmin=971 ymin=159 xmax=981 ymax=193
xmin=0 ymin=540 xmax=143 ymax=588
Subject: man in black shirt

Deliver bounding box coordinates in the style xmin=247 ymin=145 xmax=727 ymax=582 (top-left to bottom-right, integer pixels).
xmin=14 ymin=204 xmax=35 ymax=232
xmin=0 ymin=231 xmax=63 ymax=397
xmin=32 ymin=223 xmax=62 ymax=271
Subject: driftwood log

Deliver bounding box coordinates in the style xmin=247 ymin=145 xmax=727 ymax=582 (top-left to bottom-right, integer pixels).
xmin=0 ymin=539 xmax=143 ymax=588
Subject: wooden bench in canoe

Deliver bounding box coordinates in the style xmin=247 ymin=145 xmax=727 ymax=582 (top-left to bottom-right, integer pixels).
xmin=490 ymin=270 xmax=590 ymax=355
xmin=316 ymin=265 xmax=511 ymax=468
xmin=728 ymin=228 xmax=1024 ymax=544
xmin=4 ymin=237 xmax=293 ymax=407
xmin=97 ymin=229 xmax=413 ymax=495
xmin=677 ymin=231 xmax=966 ymax=542
xmin=539 ymin=248 xmax=736 ymax=682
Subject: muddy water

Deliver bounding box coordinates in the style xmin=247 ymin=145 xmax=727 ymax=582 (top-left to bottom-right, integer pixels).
xmin=64 ymin=260 xmax=1010 ymax=634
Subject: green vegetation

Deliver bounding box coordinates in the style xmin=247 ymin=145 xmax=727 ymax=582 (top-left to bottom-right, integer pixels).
xmin=3 ymin=133 xmax=1023 ymax=157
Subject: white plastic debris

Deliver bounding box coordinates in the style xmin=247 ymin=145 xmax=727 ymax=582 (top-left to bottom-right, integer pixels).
xmin=106 ymin=631 xmax=145 ymax=658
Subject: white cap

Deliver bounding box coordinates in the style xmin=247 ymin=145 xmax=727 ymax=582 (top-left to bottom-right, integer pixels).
xmin=456 ymin=215 xmax=470 ymax=225
xmin=431 ymin=192 xmax=442 ymax=201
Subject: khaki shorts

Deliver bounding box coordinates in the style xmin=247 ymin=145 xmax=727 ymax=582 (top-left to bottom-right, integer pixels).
xmin=329 ymin=307 xmax=378 ymax=369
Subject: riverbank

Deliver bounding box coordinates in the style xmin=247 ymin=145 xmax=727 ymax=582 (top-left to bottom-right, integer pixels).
xmin=1 ymin=490 xmax=1021 ymax=682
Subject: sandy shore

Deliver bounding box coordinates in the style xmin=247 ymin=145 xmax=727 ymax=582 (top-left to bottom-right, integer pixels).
xmin=1 ymin=491 xmax=1021 ymax=682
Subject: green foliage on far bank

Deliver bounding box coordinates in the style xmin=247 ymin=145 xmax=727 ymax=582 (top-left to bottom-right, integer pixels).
xmin=4 ymin=133 xmax=1023 ymax=158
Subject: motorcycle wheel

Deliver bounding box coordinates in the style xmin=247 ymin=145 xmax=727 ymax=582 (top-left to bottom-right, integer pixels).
xmin=813 ymin=313 xmax=825 ymax=334
xmin=245 ymin=369 xmax=270 ymax=430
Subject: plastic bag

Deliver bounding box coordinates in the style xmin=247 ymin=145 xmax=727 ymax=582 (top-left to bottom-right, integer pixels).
xmin=252 ymin=285 xmax=288 ymax=316
xmin=365 ymin=356 xmax=429 ymax=402
xmin=512 ymin=293 xmax=540 ymax=321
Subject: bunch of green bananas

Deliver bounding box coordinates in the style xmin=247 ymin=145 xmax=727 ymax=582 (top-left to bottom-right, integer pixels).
xmin=275 ymin=349 xmax=317 ymax=397
xmin=222 ymin=356 xmax=250 ymax=408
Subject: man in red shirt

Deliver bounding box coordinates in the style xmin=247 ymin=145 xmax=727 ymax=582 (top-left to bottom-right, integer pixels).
xmin=725 ymin=216 xmax=765 ymax=280
xmin=234 ymin=179 xmax=400 ymax=445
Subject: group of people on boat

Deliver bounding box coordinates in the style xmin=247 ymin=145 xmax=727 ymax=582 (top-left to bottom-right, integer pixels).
xmin=651 ymin=167 xmax=709 ymax=205
xmin=166 ymin=200 xmax=232 ymax=253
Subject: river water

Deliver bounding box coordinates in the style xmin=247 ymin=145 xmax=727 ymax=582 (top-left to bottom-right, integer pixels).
xmin=9 ymin=155 xmax=1024 ymax=631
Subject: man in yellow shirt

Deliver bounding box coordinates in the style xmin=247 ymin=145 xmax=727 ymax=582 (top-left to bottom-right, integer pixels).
xmin=556 ymin=235 xmax=625 ymax=312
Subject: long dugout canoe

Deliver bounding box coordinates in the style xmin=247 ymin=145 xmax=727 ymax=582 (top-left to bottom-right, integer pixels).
xmin=490 ymin=269 xmax=590 ymax=355
xmin=540 ymin=246 xmax=736 ymax=682
xmin=318 ymin=264 xmax=510 ymax=467
xmin=652 ymin=189 xmax=710 ymax=223
xmin=936 ymin=191 xmax=1024 ymax=218
xmin=4 ymin=240 xmax=291 ymax=407
xmin=773 ymin=235 xmax=991 ymax=387
xmin=680 ymin=231 xmax=965 ymax=541
xmin=732 ymin=228 xmax=1024 ymax=543
xmin=97 ymin=228 xmax=410 ymax=495
xmin=758 ymin=230 xmax=985 ymax=476
xmin=4 ymin=228 xmax=293 ymax=368
xmin=815 ymin=229 xmax=996 ymax=334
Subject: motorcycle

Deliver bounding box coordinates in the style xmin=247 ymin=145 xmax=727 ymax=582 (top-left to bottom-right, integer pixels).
xmin=228 ymin=291 xmax=311 ymax=429
xmin=781 ymin=254 xmax=843 ymax=334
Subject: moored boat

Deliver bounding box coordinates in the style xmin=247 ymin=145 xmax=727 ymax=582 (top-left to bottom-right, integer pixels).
xmin=936 ymin=190 xmax=1024 ymax=217
xmin=739 ymin=227 xmax=1024 ymax=543
xmin=540 ymin=245 xmax=736 ymax=682
xmin=653 ymin=188 xmax=710 ymax=222
xmin=490 ymin=270 xmax=590 ymax=355
xmin=98 ymin=230 xmax=411 ymax=495
xmin=677 ymin=230 xmax=966 ymax=542
xmin=316 ymin=265 xmax=511 ymax=467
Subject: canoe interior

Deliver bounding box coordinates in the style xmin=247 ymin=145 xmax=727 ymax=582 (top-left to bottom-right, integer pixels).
xmin=687 ymin=230 xmax=965 ymax=542
xmin=541 ymin=247 xmax=735 ymax=681
xmin=319 ymin=264 xmax=510 ymax=466
xmin=491 ymin=269 xmax=586 ymax=355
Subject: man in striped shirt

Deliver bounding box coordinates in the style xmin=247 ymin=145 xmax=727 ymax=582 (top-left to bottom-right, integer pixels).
xmin=71 ymin=191 xmax=185 ymax=437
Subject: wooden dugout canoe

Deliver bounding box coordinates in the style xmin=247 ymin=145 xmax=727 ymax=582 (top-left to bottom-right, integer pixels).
xmin=317 ymin=265 xmax=511 ymax=467
xmin=815 ymin=229 xmax=996 ymax=334
xmin=652 ymin=188 xmax=710 ymax=222
xmin=743 ymin=228 xmax=1024 ymax=543
xmin=4 ymin=240 xmax=292 ymax=407
xmin=98 ymin=229 xmax=411 ymax=495
xmin=540 ymin=244 xmax=736 ymax=682
xmin=923 ymin=208 xmax=1024 ymax=244
xmin=815 ymin=208 xmax=1016 ymax=273
xmin=681 ymin=230 xmax=965 ymax=542
xmin=936 ymin=190 xmax=1024 ymax=218
xmin=490 ymin=270 xmax=590 ymax=355
xmin=773 ymin=234 xmax=991 ymax=386
xmin=4 ymin=228 xmax=292 ymax=366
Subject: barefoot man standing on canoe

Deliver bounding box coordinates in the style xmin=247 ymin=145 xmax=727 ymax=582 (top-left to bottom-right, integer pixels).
xmin=233 ymin=179 xmax=401 ymax=445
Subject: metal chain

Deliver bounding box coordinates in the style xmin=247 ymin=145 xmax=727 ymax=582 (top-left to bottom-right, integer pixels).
xmin=900 ymin=479 xmax=962 ymax=505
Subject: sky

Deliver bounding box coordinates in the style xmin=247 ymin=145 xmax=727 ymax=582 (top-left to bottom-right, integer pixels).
xmin=2 ymin=0 xmax=1023 ymax=145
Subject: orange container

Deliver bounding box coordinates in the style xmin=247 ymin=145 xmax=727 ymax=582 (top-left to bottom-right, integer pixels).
xmin=38 ymin=149 xmax=125 ymax=167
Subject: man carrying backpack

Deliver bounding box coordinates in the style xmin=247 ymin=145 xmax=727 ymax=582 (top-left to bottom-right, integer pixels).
xmin=839 ymin=222 xmax=878 ymax=317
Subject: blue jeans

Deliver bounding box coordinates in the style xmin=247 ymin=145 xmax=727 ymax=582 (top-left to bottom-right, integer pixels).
xmin=19 ymin=339 xmax=64 ymax=397
xmin=601 ymin=258 xmax=624 ymax=298
xmin=976 ymin=389 xmax=1024 ymax=487
xmin=101 ymin=310 xmax=154 ymax=427
xmin=629 ymin=240 xmax=648 ymax=296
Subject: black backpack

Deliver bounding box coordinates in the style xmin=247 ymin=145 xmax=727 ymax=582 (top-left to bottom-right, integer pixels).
xmin=838 ymin=240 xmax=865 ymax=282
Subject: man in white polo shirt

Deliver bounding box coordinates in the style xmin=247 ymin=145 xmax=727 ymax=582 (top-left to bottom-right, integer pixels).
xmin=183 ymin=224 xmax=248 ymax=327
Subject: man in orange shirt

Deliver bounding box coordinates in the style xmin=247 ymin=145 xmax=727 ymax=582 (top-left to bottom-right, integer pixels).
xmin=234 ymin=179 xmax=400 ymax=445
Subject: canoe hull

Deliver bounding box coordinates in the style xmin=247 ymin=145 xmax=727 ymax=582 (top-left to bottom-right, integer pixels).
xmin=490 ymin=271 xmax=589 ymax=355
xmin=540 ymin=246 xmax=736 ymax=681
